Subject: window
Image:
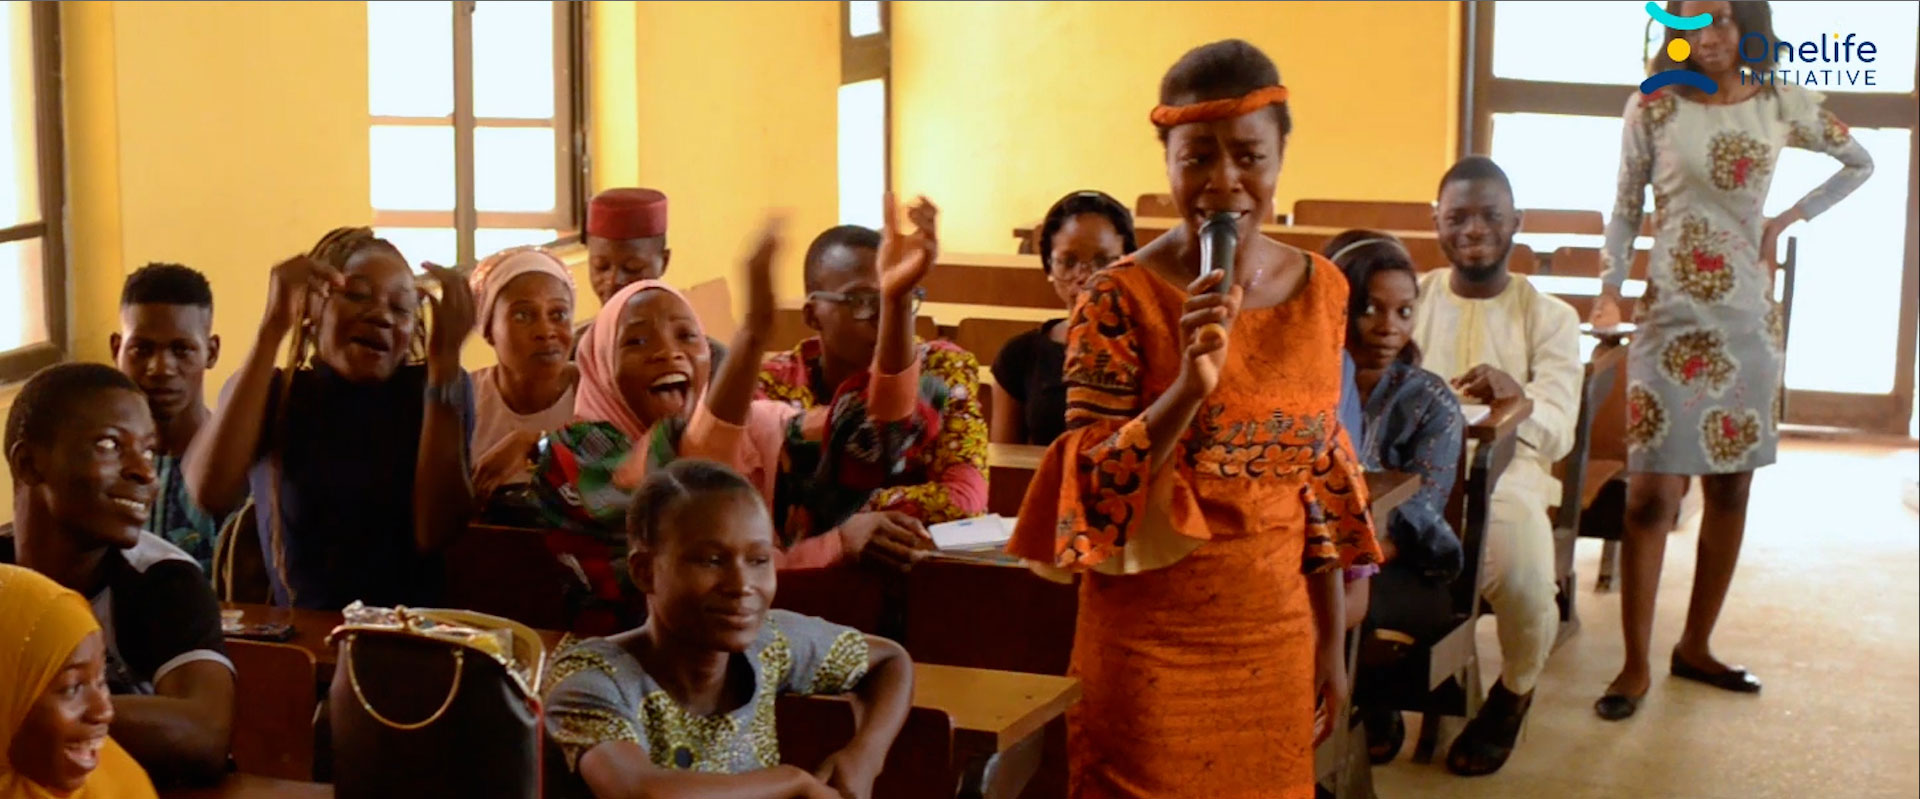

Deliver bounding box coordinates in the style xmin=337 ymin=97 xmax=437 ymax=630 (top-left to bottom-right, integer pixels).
xmin=367 ymin=1 xmax=586 ymax=268
xmin=0 ymin=1 xmax=64 ymax=384
xmin=1464 ymin=1 xmax=1920 ymax=433
xmin=839 ymin=1 xmax=889 ymax=229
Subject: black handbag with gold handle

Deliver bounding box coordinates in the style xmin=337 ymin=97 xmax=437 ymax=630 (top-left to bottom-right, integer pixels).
xmin=327 ymin=603 xmax=548 ymax=798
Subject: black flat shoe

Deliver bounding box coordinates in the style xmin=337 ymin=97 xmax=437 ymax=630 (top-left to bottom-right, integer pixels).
xmin=1593 ymin=691 xmax=1644 ymax=721
xmin=1363 ymin=705 xmax=1405 ymax=765
xmin=1670 ymin=650 xmax=1763 ymax=694
xmin=1447 ymin=681 xmax=1533 ymax=777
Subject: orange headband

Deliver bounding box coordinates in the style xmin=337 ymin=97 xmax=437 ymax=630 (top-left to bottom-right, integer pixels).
xmin=1150 ymin=85 xmax=1290 ymax=127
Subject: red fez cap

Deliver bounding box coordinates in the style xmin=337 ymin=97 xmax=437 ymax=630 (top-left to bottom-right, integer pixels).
xmin=588 ymin=188 xmax=668 ymax=239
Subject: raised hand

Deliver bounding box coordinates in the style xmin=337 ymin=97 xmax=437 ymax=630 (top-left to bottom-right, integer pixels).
xmin=420 ymin=261 xmax=477 ymax=376
xmin=740 ymin=215 xmax=785 ymax=346
xmin=261 ymin=255 xmax=345 ymax=341
xmin=1175 ymin=269 xmax=1242 ymax=400
xmin=877 ymin=192 xmax=938 ymax=301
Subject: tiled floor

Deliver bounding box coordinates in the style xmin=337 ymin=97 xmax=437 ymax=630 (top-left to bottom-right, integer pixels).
xmin=1371 ymin=438 xmax=1920 ymax=798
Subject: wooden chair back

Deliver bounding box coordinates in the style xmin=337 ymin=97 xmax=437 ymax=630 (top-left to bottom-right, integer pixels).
xmin=953 ymin=318 xmax=1038 ymax=371
xmin=226 ymin=640 xmax=319 ymax=781
xmin=905 ymin=558 xmax=1077 ymax=677
xmin=443 ymin=525 xmax=578 ymax=631
xmin=1292 ymin=199 xmax=1434 ymax=231
xmin=1134 ymin=193 xmax=1176 ymax=218
xmin=921 ymin=262 xmax=1056 ymax=309
xmin=684 ymin=277 xmax=737 ymax=341
xmin=1520 ymin=208 xmax=1605 ymax=235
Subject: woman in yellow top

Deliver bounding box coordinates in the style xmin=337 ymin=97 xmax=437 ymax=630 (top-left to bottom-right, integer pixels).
xmin=0 ymin=564 xmax=157 ymax=799
xmin=1006 ymin=39 xmax=1378 ymax=799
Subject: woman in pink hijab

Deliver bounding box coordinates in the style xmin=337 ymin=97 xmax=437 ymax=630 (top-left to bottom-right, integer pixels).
xmin=533 ymin=197 xmax=942 ymax=627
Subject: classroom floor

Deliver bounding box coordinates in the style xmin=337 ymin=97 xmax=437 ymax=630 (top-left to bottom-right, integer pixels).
xmin=1372 ymin=437 xmax=1920 ymax=799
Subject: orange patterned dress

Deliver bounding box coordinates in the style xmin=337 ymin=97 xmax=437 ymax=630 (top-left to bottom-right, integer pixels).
xmin=1007 ymin=255 xmax=1379 ymax=799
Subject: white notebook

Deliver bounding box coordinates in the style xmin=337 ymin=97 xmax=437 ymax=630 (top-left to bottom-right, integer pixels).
xmin=929 ymin=514 xmax=1014 ymax=551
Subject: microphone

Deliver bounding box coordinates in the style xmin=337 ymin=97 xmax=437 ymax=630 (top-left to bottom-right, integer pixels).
xmin=1195 ymin=212 xmax=1239 ymax=344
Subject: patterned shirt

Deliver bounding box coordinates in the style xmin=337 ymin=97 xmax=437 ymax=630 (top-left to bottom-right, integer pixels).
xmin=1356 ymin=360 xmax=1465 ymax=582
xmin=758 ymin=338 xmax=988 ymax=526
xmin=149 ymin=453 xmax=226 ymax=575
xmin=543 ymin=610 xmax=871 ymax=784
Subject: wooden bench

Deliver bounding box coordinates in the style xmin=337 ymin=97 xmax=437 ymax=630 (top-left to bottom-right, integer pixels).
xmin=925 ymin=252 xmax=1058 ymax=309
xmin=221 ymin=604 xmax=1075 ymax=799
xmin=986 ymin=443 xmax=1044 ymax=517
xmin=1292 ymin=199 xmax=1434 ymax=231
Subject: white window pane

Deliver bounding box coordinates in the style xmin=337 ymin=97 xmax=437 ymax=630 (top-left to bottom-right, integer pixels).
xmin=475 ymin=126 xmax=556 ymax=213
xmin=376 ymin=227 xmax=455 ymax=270
xmin=1764 ymin=2 xmax=1916 ymax=94
xmin=1490 ymin=113 xmax=1626 ymax=215
xmin=368 ymin=1 xmax=452 ymax=117
xmin=473 ymin=0 xmax=554 ymax=119
xmin=371 ymin=125 xmax=455 ymax=211
xmin=1492 ymin=1 xmax=1659 ymax=86
xmin=0 ymin=1 xmax=39 ymax=229
xmin=1771 ymin=127 xmax=1910 ymax=394
xmin=848 ymin=0 xmax=881 ymax=37
xmin=476 ymin=228 xmax=559 ymax=257
xmin=838 ymin=79 xmax=885 ymax=229
xmin=0 ymin=237 xmax=45 ymax=351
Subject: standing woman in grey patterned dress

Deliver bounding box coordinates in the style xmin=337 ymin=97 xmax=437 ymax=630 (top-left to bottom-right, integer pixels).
xmin=1590 ymin=0 xmax=1873 ymax=720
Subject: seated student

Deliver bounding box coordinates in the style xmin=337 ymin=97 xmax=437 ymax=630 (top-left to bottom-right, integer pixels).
xmin=109 ymin=263 xmax=230 ymax=574
xmin=1324 ymin=230 xmax=1465 ymax=763
xmin=544 ymin=460 xmax=913 ymax=799
xmin=467 ymin=247 xmax=580 ymax=511
xmin=4 ymin=364 xmax=233 ymax=785
xmin=579 ymin=188 xmax=727 ymax=366
xmin=533 ymin=203 xmax=939 ymax=625
xmin=989 ymin=190 xmax=1137 ymax=446
xmin=0 ymin=563 xmax=159 ymax=799
xmin=184 ymin=228 xmax=477 ymax=611
xmin=1409 ymin=157 xmax=1581 ymax=777
xmin=759 ymin=223 xmax=987 ymax=531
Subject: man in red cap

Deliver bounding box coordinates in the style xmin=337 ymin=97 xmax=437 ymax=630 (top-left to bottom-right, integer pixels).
xmin=575 ymin=188 xmax=726 ymax=365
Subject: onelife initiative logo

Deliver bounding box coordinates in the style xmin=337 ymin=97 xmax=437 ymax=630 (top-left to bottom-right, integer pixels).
xmin=1641 ymin=1 xmax=1718 ymax=95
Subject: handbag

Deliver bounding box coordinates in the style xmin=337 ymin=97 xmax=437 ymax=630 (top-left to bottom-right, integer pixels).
xmin=326 ymin=603 xmax=549 ymax=799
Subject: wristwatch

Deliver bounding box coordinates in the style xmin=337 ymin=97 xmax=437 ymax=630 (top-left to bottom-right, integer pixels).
xmin=424 ymin=375 xmax=470 ymax=408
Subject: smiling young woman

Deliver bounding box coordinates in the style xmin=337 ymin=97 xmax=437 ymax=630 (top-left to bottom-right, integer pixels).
xmin=183 ymin=227 xmax=478 ymax=612
xmin=1005 ymin=39 xmax=1379 ymax=799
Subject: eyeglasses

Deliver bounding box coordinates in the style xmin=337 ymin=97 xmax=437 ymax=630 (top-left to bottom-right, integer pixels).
xmin=807 ymin=287 xmax=926 ymax=321
xmin=1050 ymin=255 xmax=1118 ymax=278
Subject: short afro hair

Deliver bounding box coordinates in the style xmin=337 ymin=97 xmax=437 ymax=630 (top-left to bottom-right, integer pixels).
xmin=5 ymin=363 xmax=143 ymax=458
xmin=120 ymin=263 xmax=213 ymax=311
xmin=802 ymin=224 xmax=883 ymax=292
xmin=1436 ymin=155 xmax=1515 ymax=205
xmin=1156 ymin=39 xmax=1292 ymax=143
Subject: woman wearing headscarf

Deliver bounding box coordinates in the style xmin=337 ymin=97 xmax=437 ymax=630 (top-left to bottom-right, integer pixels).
xmin=0 ymin=564 xmax=157 ymax=799
xmin=532 ymin=200 xmax=941 ymax=630
xmin=467 ymin=247 xmax=580 ymax=506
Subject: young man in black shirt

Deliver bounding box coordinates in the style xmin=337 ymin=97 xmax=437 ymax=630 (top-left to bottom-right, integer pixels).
xmin=4 ymin=363 xmax=235 ymax=785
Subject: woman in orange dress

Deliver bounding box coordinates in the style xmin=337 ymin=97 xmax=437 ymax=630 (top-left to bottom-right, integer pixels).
xmin=1007 ymin=39 xmax=1379 ymax=799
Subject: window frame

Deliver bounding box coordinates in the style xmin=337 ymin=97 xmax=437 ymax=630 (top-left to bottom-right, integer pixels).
xmin=0 ymin=2 xmax=66 ymax=386
xmin=1461 ymin=1 xmax=1920 ymax=435
xmin=841 ymin=0 xmax=891 ymax=195
xmin=368 ymin=0 xmax=587 ymax=266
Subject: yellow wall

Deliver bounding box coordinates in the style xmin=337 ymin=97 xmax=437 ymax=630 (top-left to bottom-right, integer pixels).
xmin=891 ymin=0 xmax=1460 ymax=254
xmin=627 ymin=0 xmax=840 ymax=306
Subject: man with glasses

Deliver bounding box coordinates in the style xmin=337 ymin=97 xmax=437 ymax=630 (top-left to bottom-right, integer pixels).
xmin=757 ymin=224 xmax=988 ymax=571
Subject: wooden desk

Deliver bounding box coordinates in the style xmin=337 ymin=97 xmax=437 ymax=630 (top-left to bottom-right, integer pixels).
xmin=1365 ymin=470 xmax=1420 ymax=522
xmin=986 ymin=443 xmax=1046 ymax=517
xmin=164 ymin=774 xmax=331 ymax=799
